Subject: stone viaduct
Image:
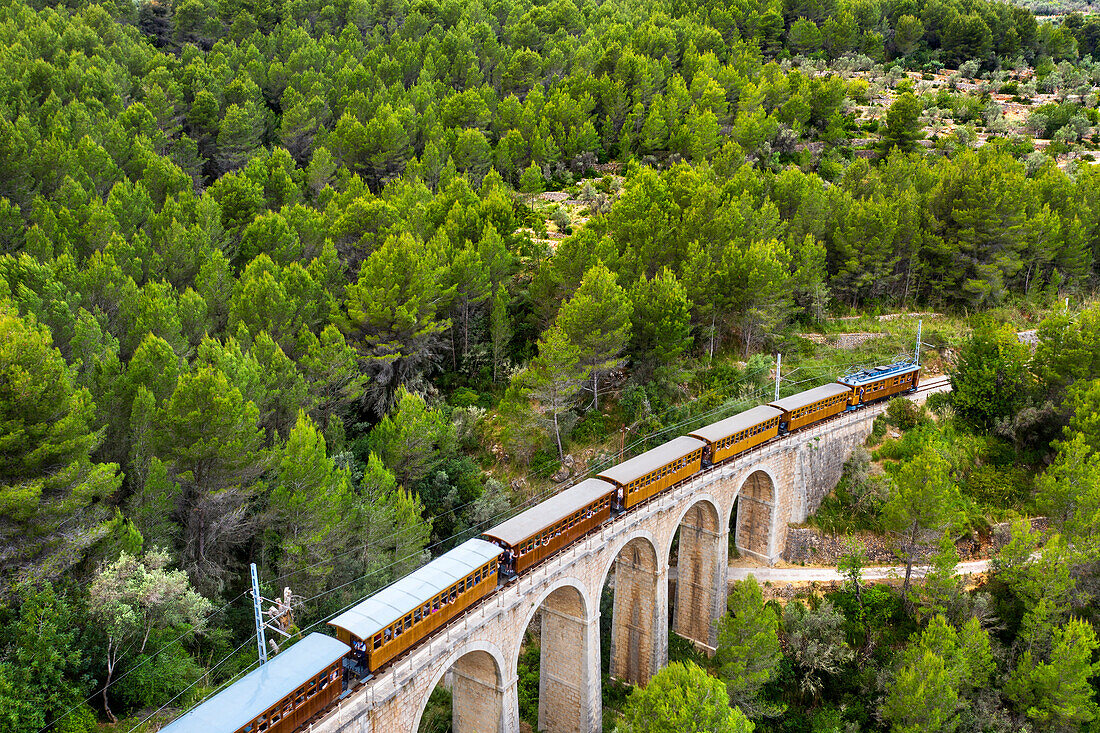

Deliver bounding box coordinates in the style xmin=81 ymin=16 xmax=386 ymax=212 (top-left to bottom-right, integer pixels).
xmin=309 ymin=386 xmax=942 ymax=733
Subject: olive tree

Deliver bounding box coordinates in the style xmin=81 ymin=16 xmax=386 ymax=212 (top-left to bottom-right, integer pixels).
xmin=88 ymin=549 xmax=212 ymax=722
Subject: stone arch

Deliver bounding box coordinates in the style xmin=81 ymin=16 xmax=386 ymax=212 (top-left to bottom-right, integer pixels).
xmin=736 ymin=469 xmax=776 ymax=560
xmin=668 ymin=498 xmax=725 ymax=650
xmin=515 ymin=579 xmax=599 ymax=733
xmin=413 ymin=640 xmax=509 ymax=733
xmin=597 ymin=529 xmax=664 ymax=590
xmin=600 ymin=533 xmax=664 ymax=686
xmin=667 ymin=495 xmax=723 ymax=551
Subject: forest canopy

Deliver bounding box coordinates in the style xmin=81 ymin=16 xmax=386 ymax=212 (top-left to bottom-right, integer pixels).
xmin=1 ymin=0 xmax=1099 ymax=727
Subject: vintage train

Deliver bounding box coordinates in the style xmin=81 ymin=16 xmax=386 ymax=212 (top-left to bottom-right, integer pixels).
xmin=161 ymin=359 xmax=920 ymax=733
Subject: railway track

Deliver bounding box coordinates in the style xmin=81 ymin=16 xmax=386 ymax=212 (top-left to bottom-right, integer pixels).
xmin=298 ymin=371 xmax=958 ymax=731
xmin=358 ymin=373 xmax=953 ymax=682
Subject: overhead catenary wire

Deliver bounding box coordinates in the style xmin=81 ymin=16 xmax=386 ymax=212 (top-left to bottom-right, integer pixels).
xmin=258 ymin=360 xmax=780 ymax=588
xmin=137 ymin=349 xmax=899 ymax=731
xmin=123 ymin=633 xmax=262 ymax=733
xmin=36 ymin=589 xmax=251 ymax=733
xmin=263 ymin=350 xmax=883 ymax=591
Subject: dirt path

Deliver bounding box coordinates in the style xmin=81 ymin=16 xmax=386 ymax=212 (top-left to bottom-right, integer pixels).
xmin=728 ymin=558 xmax=991 ymax=583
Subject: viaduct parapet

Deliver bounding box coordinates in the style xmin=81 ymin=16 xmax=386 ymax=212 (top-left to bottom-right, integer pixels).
xmin=308 ymin=385 xmax=944 ymax=733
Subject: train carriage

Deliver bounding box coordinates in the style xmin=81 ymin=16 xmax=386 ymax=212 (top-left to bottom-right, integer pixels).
xmin=158 ymin=633 xmax=349 ymax=733
xmin=481 ymin=478 xmax=617 ymax=575
xmin=689 ymin=405 xmax=783 ymax=464
xmin=597 ymin=436 xmax=706 ymax=509
xmin=329 ymin=539 xmax=500 ymax=676
xmin=769 ymin=383 xmax=852 ymax=433
xmin=838 ymin=362 xmax=921 ymax=407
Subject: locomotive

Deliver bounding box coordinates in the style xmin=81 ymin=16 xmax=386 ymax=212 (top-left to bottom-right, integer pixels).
xmin=160 ymin=359 xmax=919 ymax=733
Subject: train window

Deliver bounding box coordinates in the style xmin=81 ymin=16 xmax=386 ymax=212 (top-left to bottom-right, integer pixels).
xmin=414 ymin=608 xmax=422 ymax=622
xmin=374 ymin=634 xmax=382 ymax=649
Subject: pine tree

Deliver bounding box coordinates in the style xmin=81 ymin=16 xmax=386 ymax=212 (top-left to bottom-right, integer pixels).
xmin=1005 ymin=618 xmax=1100 ymax=731
xmin=716 ymin=577 xmax=783 ymax=718
xmin=523 ymin=325 xmax=589 ymax=461
xmin=342 ymin=233 xmax=452 ymax=416
xmin=619 ymin=662 xmax=755 ymax=733
xmin=159 ymin=365 xmax=267 ymax=593
xmin=882 ymin=447 xmax=965 ymax=598
xmin=556 ymin=262 xmax=632 ymax=410
xmin=269 ymin=411 xmax=353 ymax=597
xmin=490 ymin=282 xmax=511 ymax=383
xmin=216 ymin=102 xmax=263 ymax=174
xmin=882 ymin=93 xmax=924 ymax=153
xmin=0 ymin=303 xmax=120 ymax=593
xmin=629 ymin=268 xmax=693 ymax=376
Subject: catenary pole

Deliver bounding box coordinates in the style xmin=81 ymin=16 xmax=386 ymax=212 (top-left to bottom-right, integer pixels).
xmin=251 ymin=563 xmax=268 ymax=665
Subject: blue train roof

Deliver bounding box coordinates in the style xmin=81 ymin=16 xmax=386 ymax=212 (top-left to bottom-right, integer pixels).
xmin=158 ymin=633 xmax=349 ymax=733
xmin=328 ymin=539 xmax=501 ymax=641
xmin=836 ymin=361 xmax=920 ymax=387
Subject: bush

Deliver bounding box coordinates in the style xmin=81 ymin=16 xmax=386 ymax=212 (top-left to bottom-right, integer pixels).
xmin=873 ymin=426 xmax=932 ymax=463
xmin=519 ymin=161 xmax=545 ymax=193
xmin=866 ymin=414 xmax=888 ymax=445
xmin=886 ymin=396 xmax=928 ymax=430
xmin=573 ymin=410 xmax=612 ymax=443
xmin=924 ymin=390 xmax=952 ymax=417
xmin=810 ymin=447 xmax=885 ymax=533
xmin=964 ymin=463 xmax=1030 ymax=511
xmin=55 ymin=703 xmax=98 ymax=733
xmin=116 ymin=642 xmax=204 ymax=710
xmin=449 ymin=386 xmax=481 ymax=407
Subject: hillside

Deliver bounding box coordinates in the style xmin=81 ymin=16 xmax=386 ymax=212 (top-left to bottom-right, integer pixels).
xmin=0 ymin=0 xmax=1099 ymax=729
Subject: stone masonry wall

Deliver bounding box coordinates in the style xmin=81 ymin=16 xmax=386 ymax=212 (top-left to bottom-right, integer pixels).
xmin=304 ymin=384 xmax=948 ymax=733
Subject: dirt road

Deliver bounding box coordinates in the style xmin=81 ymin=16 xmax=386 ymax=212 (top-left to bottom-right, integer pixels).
xmin=728 ymin=558 xmax=992 ymax=583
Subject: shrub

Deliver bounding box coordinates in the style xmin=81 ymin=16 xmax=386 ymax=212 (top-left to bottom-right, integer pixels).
xmin=573 ymin=410 xmax=612 ymax=443
xmin=55 ymin=703 xmax=98 ymax=733
xmin=117 ymin=642 xmax=204 ymax=710
xmin=886 ymin=396 xmax=928 ymax=430
xmin=964 ymin=464 xmax=1029 ymax=511
xmin=516 ymin=641 xmax=540 ymax=727
xmin=449 ymin=386 xmax=481 ymax=407
xmin=418 ymin=686 xmax=452 ymax=733
xmin=873 ymin=426 xmax=931 ymax=463
xmin=924 ymin=390 xmax=952 ymax=417
xmin=866 ymin=414 xmax=888 ymax=445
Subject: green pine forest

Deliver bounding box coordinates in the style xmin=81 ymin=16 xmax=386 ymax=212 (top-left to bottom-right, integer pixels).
xmin=1 ymin=0 xmax=1100 ymax=728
